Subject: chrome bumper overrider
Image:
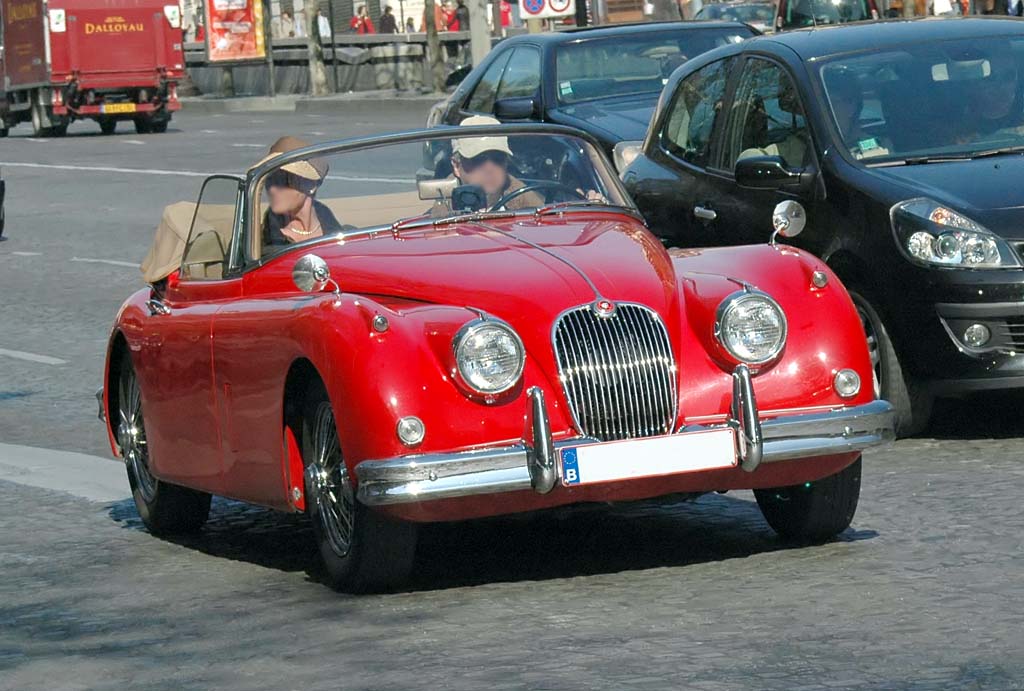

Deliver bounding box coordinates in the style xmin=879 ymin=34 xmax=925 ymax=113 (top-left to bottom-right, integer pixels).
xmin=352 ymin=365 xmax=895 ymax=507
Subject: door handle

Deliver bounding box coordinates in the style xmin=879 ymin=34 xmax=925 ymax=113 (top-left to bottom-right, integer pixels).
xmin=693 ymin=205 xmax=717 ymax=222
xmin=146 ymin=298 xmax=171 ymax=316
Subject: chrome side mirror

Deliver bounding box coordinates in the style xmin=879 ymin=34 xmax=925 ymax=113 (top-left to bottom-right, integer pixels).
xmin=613 ymin=140 xmax=644 ymax=175
xmin=292 ymin=254 xmax=338 ymax=294
xmin=771 ymin=200 xmax=806 ymax=245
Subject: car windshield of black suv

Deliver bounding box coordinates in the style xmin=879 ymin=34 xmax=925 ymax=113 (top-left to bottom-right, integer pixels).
xmin=555 ymin=29 xmax=749 ymax=105
xmin=821 ymin=37 xmax=1024 ymax=164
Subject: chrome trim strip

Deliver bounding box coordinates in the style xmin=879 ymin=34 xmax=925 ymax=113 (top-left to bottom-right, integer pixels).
xmin=355 ymin=399 xmax=895 ymax=507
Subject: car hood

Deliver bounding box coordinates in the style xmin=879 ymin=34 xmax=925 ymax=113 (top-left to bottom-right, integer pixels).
xmin=869 ymin=156 xmax=1024 ymax=239
xmin=550 ymin=93 xmax=660 ymax=144
xmin=323 ymin=214 xmax=682 ymax=339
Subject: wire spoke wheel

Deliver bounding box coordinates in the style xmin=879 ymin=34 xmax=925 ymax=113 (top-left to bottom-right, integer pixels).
xmin=118 ymin=365 xmax=157 ymax=503
xmin=306 ymin=402 xmax=356 ymax=559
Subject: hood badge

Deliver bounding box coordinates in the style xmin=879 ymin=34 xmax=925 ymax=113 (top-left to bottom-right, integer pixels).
xmin=592 ymin=299 xmax=617 ymax=318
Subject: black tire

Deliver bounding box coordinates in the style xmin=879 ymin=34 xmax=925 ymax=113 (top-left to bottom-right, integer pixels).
xmin=848 ymin=287 xmax=932 ymax=437
xmin=134 ymin=117 xmax=153 ymax=134
xmin=150 ymin=119 xmax=169 ymax=134
xmin=755 ymin=456 xmax=862 ymax=543
xmin=99 ymin=119 xmax=117 ymax=135
xmin=118 ymin=356 xmax=211 ymax=535
xmin=301 ymin=384 xmax=417 ymax=592
xmin=0 ymin=127 xmax=8 ymax=138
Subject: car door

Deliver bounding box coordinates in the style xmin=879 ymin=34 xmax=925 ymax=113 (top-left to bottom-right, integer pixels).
xmin=623 ymin=56 xmax=736 ymax=246
xmin=132 ymin=175 xmax=243 ymax=493
xmin=698 ymin=55 xmax=819 ymax=246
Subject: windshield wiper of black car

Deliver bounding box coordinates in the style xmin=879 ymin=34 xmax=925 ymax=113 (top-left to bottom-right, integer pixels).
xmin=900 ymin=145 xmax=1024 ymax=166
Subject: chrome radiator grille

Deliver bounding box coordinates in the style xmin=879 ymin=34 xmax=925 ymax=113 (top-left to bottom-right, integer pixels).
xmin=553 ymin=304 xmax=677 ymax=442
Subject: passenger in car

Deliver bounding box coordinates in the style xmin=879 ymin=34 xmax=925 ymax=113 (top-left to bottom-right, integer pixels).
xmin=256 ymin=136 xmax=349 ymax=249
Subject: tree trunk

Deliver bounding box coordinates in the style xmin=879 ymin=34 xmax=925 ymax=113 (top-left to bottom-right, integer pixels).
xmin=424 ymin=0 xmax=446 ymax=93
xmin=305 ymin=1 xmax=331 ymax=95
xmin=221 ymin=66 xmax=235 ymax=97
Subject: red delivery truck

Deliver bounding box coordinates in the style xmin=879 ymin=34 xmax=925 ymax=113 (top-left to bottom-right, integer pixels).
xmin=0 ymin=0 xmax=184 ymax=136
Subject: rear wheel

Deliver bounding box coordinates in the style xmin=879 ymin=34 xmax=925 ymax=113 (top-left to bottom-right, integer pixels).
xmin=99 ymin=118 xmax=117 ymax=135
xmin=118 ymin=357 xmax=211 ymax=535
xmin=134 ymin=117 xmax=153 ymax=134
xmin=754 ymin=456 xmax=861 ymax=543
xmin=150 ymin=119 xmax=169 ymax=134
xmin=302 ymin=385 xmax=417 ymax=592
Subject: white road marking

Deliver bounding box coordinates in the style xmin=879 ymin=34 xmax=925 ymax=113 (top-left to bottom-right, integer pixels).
xmin=0 ymin=160 xmax=214 ymax=177
xmin=231 ymin=143 xmax=265 ymax=148
xmin=0 ymin=443 xmax=129 ymax=503
xmin=71 ymin=256 xmax=138 ymax=268
xmin=10 ymin=251 xmax=41 ymax=256
xmin=0 ymin=348 xmax=67 ymax=365
xmin=23 ymin=138 xmax=48 ymax=143
xmin=121 ymin=139 xmax=146 ymax=145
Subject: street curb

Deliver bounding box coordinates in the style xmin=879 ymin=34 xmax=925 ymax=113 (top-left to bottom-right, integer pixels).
xmin=181 ymin=93 xmax=441 ymax=115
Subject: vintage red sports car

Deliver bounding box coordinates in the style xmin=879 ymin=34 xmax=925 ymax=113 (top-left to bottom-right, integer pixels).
xmin=98 ymin=125 xmax=894 ymax=591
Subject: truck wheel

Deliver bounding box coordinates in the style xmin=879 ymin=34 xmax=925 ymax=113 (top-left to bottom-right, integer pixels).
xmin=118 ymin=357 xmax=211 ymax=535
xmin=0 ymin=127 xmax=8 ymax=138
xmin=754 ymin=456 xmax=861 ymax=543
xmin=150 ymin=120 xmax=169 ymax=134
xmin=302 ymin=385 xmax=417 ymax=592
xmin=848 ymin=287 xmax=932 ymax=437
xmin=134 ymin=117 xmax=153 ymax=134
xmin=99 ymin=119 xmax=117 ymax=135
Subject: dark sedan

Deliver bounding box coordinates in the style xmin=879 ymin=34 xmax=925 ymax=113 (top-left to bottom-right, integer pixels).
xmin=621 ymin=17 xmax=1024 ymax=436
xmin=425 ymin=21 xmax=755 ymax=158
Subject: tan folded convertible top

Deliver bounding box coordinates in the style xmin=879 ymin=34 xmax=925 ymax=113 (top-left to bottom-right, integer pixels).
xmin=140 ymin=202 xmax=196 ymax=284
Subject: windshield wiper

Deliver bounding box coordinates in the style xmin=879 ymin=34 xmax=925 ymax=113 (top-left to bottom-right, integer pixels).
xmin=534 ymin=200 xmax=638 ymax=217
xmin=968 ymin=145 xmax=1024 ymax=160
xmin=899 ymin=145 xmax=1024 ymax=166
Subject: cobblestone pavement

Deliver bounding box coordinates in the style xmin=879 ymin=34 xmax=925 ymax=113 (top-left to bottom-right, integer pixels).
xmin=2 ymin=109 xmax=1024 ymax=690
xmin=2 ymin=425 xmax=1023 ymax=690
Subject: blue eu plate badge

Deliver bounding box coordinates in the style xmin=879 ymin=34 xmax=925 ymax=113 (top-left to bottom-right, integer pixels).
xmin=561 ymin=447 xmax=581 ymax=485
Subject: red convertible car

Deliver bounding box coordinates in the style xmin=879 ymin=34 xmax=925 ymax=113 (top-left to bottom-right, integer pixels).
xmin=98 ymin=125 xmax=894 ymax=591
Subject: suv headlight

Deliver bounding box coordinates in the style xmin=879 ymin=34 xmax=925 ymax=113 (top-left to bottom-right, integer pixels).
xmin=891 ymin=198 xmax=1020 ymax=269
xmin=715 ymin=291 xmax=787 ymax=365
xmin=453 ymin=319 xmax=525 ymax=394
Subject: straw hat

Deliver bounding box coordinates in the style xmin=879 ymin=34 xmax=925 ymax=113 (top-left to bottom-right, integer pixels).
xmin=452 ymin=115 xmax=513 ymax=159
xmin=254 ymin=135 xmax=329 ymax=183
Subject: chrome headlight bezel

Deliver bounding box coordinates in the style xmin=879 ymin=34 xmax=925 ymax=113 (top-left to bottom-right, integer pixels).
xmin=890 ymin=198 xmax=1021 ymax=270
xmin=452 ymin=318 xmax=526 ymax=395
xmin=714 ymin=290 xmax=788 ymax=366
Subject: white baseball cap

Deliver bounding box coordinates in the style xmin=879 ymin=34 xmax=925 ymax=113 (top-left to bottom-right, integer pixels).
xmin=452 ymin=115 xmax=513 ymax=159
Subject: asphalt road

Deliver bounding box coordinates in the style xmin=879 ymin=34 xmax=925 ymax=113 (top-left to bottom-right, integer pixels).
xmin=2 ymin=107 xmax=1024 ymax=690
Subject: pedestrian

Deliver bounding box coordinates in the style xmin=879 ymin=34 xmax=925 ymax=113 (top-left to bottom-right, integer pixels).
xmin=379 ymin=5 xmax=398 ymax=32
xmin=350 ymin=4 xmax=375 ymax=33
xmin=280 ymin=10 xmax=295 ymax=37
xmin=293 ymin=9 xmax=307 ymax=37
xmin=448 ymin=0 xmax=469 ymax=30
xmin=405 ymin=16 xmax=416 ymax=31
xmin=500 ymin=0 xmax=512 ymax=27
xmin=317 ymin=8 xmax=332 ymax=39
xmin=422 ymin=1 xmax=447 ymax=30
xmin=1010 ymin=0 xmax=1024 ymax=15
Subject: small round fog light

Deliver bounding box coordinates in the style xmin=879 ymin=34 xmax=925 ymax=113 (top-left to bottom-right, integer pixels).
xmin=834 ymin=369 xmax=861 ymax=399
xmin=963 ymin=323 xmax=991 ymax=348
xmin=396 ymin=416 xmax=425 ymax=447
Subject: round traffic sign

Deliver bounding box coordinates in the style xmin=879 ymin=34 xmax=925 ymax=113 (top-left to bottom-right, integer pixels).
xmin=548 ymin=0 xmax=572 ymax=12
xmin=522 ymin=0 xmax=544 ymax=14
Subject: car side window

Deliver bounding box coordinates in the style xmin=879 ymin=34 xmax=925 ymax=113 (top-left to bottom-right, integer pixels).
xmin=180 ymin=176 xmax=241 ymax=281
xmin=723 ymin=58 xmax=810 ymax=170
xmin=466 ymin=51 xmax=513 ymax=113
xmin=661 ymin=58 xmax=732 ymax=168
xmin=496 ymin=47 xmax=541 ymax=101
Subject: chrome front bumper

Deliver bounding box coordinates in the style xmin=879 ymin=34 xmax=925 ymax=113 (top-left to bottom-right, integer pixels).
xmin=355 ymin=365 xmax=896 ymax=507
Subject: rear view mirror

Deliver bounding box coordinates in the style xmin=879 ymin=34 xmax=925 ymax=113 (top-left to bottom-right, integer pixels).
xmin=735 ymin=155 xmax=803 ymax=189
xmin=771 ymin=200 xmax=806 ymax=243
xmin=494 ymin=97 xmax=537 ymax=120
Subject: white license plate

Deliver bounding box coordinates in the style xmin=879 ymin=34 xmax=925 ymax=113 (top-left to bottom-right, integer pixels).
xmin=560 ymin=428 xmax=737 ymax=487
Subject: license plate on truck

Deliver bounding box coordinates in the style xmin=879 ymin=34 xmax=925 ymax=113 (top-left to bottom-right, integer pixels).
xmin=102 ymin=103 xmax=136 ymax=114
xmin=560 ymin=428 xmax=737 ymax=486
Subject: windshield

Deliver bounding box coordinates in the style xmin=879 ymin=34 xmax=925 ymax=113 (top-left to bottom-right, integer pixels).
xmin=820 ymin=37 xmax=1024 ymax=164
xmin=782 ymin=0 xmax=871 ymax=27
xmin=253 ymin=130 xmax=631 ymax=257
xmin=698 ymin=4 xmax=774 ymax=22
xmin=555 ymin=28 xmax=751 ymax=105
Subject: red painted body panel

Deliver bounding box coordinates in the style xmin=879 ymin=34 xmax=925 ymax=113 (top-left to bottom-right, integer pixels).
xmin=105 ymin=211 xmax=873 ymax=522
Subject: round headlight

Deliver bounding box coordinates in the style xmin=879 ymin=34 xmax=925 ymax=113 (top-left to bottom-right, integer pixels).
xmin=716 ymin=291 xmax=787 ymax=365
xmin=454 ymin=319 xmax=525 ymax=394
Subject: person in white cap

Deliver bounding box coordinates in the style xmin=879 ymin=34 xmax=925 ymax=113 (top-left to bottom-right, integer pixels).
xmin=451 ymin=115 xmax=545 ymax=211
xmin=255 ymin=136 xmax=348 ymax=249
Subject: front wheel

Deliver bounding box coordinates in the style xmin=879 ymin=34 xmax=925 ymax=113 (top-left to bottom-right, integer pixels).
xmin=118 ymin=357 xmax=211 ymax=535
xmin=754 ymin=456 xmax=861 ymax=543
xmin=302 ymin=388 xmax=417 ymax=592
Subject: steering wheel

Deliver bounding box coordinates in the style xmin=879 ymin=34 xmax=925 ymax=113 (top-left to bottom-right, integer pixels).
xmin=489 ymin=181 xmax=587 ymax=212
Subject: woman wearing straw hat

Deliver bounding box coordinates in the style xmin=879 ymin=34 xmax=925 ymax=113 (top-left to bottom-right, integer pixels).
xmin=256 ymin=136 xmax=348 ymax=248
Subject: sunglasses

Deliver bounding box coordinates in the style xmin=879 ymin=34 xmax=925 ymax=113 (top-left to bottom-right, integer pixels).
xmin=460 ymin=150 xmax=509 ymax=172
xmin=267 ymin=170 xmax=297 ymax=189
